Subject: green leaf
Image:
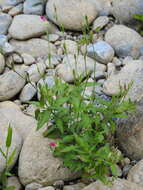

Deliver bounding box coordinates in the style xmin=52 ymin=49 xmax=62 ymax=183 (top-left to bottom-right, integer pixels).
xmin=110 ymin=164 xmax=120 ymax=177
xmin=37 ymin=110 xmax=50 ymax=130
xmin=6 ymin=125 xmax=12 ymax=148
xmin=0 ymin=148 xmax=6 ymax=159
xmin=4 ymin=186 xmax=15 ymax=190
xmin=7 ymin=148 xmax=16 ymax=166
xmin=60 ymin=145 xmax=76 ymax=153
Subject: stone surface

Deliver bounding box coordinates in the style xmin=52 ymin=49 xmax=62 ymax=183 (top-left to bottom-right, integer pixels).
xmin=9 ymin=14 xmax=50 ymax=40
xmin=103 ymin=60 xmax=143 ymax=100
xmin=82 ymin=179 xmax=143 ymax=190
xmin=63 ymin=183 xmax=85 ymax=190
xmin=56 ymin=54 xmax=95 ymax=82
xmin=8 ymin=3 xmax=23 ymax=16
xmin=46 ymin=0 xmax=97 ymax=31
xmin=19 ymin=82 xmax=37 ymax=102
xmin=105 ymin=25 xmax=143 ymax=58
xmin=27 ymin=62 xmax=46 ymax=82
xmin=87 ymin=41 xmax=114 ymax=64
xmin=116 ymin=98 xmax=143 ymax=160
xmin=0 ymin=34 xmax=15 ymax=55
xmin=39 ymin=187 xmax=55 ymax=190
xmin=128 ymin=159 xmax=143 ymax=186
xmin=21 ymin=53 xmax=35 ymax=66
xmin=25 ymin=183 xmax=42 ymax=190
xmin=7 ymin=176 xmax=22 ymax=190
xmin=0 ymin=112 xmax=22 ymax=172
xmin=0 ymin=13 xmax=12 ymax=35
xmin=61 ymin=40 xmax=78 ymax=55
xmin=89 ymin=0 xmax=112 ymax=16
xmin=111 ymin=0 xmax=143 ymax=24
xmin=92 ymin=16 xmax=109 ymax=31
xmin=10 ymin=38 xmax=56 ymax=58
xmin=0 ymin=101 xmax=36 ymax=140
xmin=0 ymin=53 xmax=5 ymax=74
xmin=24 ymin=0 xmax=45 ymax=15
xmin=18 ymin=128 xmax=79 ymax=186
xmin=0 ymin=69 xmax=26 ymax=101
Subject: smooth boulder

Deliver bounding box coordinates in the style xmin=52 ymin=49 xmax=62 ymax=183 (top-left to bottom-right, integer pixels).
xmin=105 ymin=25 xmax=143 ymax=58
xmin=46 ymin=0 xmax=97 ymax=31
xmin=19 ymin=128 xmax=79 ymax=186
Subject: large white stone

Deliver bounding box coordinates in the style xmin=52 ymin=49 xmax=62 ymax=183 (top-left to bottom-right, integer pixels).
xmin=105 ymin=25 xmax=143 ymax=58
xmin=9 ymin=14 xmax=55 ymax=40
xmin=46 ymin=0 xmax=97 ymax=31
xmin=19 ymin=129 xmax=79 ymax=186
xmin=10 ymin=38 xmax=57 ymax=58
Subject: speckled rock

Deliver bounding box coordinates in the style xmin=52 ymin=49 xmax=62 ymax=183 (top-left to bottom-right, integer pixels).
xmin=111 ymin=0 xmax=143 ymax=24
xmin=56 ymin=54 xmax=95 ymax=82
xmin=0 ymin=69 xmax=26 ymax=101
xmin=82 ymin=179 xmax=143 ymax=190
xmin=46 ymin=0 xmax=97 ymax=31
xmin=105 ymin=25 xmax=143 ymax=58
xmin=9 ymin=15 xmax=51 ymax=40
xmin=24 ymin=0 xmax=45 ymax=15
xmin=10 ymin=38 xmax=56 ymax=58
xmin=0 ymin=53 xmax=5 ymax=74
xmin=128 ymin=159 xmax=143 ymax=186
xmin=18 ymin=128 xmax=79 ymax=186
xmin=0 ymin=13 xmax=12 ymax=35
xmin=103 ymin=60 xmax=143 ymax=101
xmin=87 ymin=41 xmax=114 ymax=64
xmin=0 ymin=101 xmax=37 ymax=140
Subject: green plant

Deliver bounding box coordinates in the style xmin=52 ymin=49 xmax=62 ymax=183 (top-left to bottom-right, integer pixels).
xmin=0 ymin=125 xmax=16 ymax=190
xmin=32 ymin=77 xmax=135 ymax=184
xmin=133 ymin=14 xmax=143 ymax=35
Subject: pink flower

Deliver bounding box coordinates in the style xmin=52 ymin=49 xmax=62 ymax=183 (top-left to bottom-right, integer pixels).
xmin=40 ymin=16 xmax=47 ymax=22
xmin=49 ymin=142 xmax=57 ymax=147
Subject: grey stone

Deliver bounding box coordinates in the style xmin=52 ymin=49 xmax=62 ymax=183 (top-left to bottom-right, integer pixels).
xmin=24 ymin=0 xmax=45 ymax=15
xmin=82 ymin=178 xmax=143 ymax=190
xmin=0 ymin=34 xmax=15 ymax=54
xmin=105 ymin=25 xmax=143 ymax=58
xmin=111 ymin=0 xmax=143 ymax=24
xmin=87 ymin=41 xmax=114 ymax=64
xmin=7 ymin=176 xmax=22 ymax=190
xmin=103 ymin=60 xmax=143 ymax=100
xmin=92 ymin=16 xmax=109 ymax=31
xmin=0 ymin=13 xmax=12 ymax=35
xmin=18 ymin=128 xmax=79 ymax=186
xmin=128 ymin=159 xmax=143 ymax=186
xmin=9 ymin=14 xmax=50 ymax=40
xmin=0 ymin=101 xmax=37 ymax=140
xmin=63 ymin=183 xmax=85 ymax=190
xmin=10 ymin=38 xmax=57 ymax=58
xmin=0 ymin=53 xmax=5 ymax=74
xmin=25 ymin=183 xmax=42 ymax=190
xmin=27 ymin=62 xmax=46 ymax=82
xmin=19 ymin=82 xmax=37 ymax=102
xmin=0 ymin=69 xmax=26 ymax=101
xmin=8 ymin=3 xmax=23 ymax=16
xmin=38 ymin=187 xmax=55 ymax=190
xmin=46 ymin=0 xmax=97 ymax=31
xmin=56 ymin=54 xmax=96 ymax=83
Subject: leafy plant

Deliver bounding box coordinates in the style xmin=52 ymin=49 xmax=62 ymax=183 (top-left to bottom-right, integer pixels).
xmin=0 ymin=125 xmax=16 ymax=190
xmin=32 ymin=77 xmax=135 ymax=184
xmin=133 ymin=14 xmax=143 ymax=35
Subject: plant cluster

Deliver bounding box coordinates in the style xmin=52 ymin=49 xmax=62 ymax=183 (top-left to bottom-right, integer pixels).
xmin=33 ymin=77 xmax=135 ymax=184
xmin=0 ymin=125 xmax=16 ymax=190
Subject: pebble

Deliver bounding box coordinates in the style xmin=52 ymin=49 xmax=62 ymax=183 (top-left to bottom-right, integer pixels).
xmin=87 ymin=41 xmax=114 ymax=64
